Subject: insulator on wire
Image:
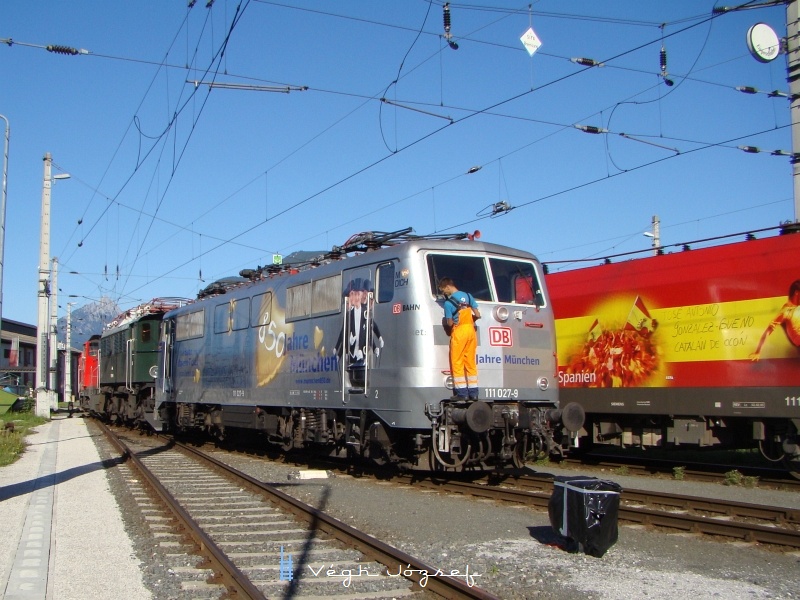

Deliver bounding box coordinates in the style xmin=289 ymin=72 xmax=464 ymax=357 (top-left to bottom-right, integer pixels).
xmin=738 ymin=145 xmax=760 ymax=154
xmin=442 ymin=3 xmax=458 ymax=49
xmin=660 ymin=45 xmax=667 ymax=77
xmin=47 ymin=44 xmax=81 ymax=55
xmin=575 ymin=124 xmax=607 ymax=134
xmin=571 ymin=57 xmax=601 ymax=67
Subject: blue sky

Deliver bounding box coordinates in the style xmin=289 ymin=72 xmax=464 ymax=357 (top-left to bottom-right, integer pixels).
xmin=0 ymin=1 xmax=792 ymax=326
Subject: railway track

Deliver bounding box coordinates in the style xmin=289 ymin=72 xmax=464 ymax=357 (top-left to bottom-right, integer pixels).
xmin=97 ymin=421 xmax=499 ymax=600
xmin=240 ymin=451 xmax=800 ymax=552
xmin=395 ymin=471 xmax=800 ymax=551
xmin=560 ymin=453 xmax=800 ymax=490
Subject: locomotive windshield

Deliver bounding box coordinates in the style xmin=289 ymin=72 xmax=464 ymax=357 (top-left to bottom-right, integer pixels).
xmin=426 ymin=253 xmax=543 ymax=305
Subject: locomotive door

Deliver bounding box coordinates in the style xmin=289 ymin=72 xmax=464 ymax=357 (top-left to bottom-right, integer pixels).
xmin=159 ymin=319 xmax=175 ymax=396
xmin=340 ymin=267 xmax=381 ymax=401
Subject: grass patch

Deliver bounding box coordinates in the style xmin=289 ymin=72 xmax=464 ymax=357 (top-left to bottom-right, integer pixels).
xmin=672 ymin=466 xmax=686 ymax=481
xmin=723 ymin=469 xmax=743 ymax=486
xmin=741 ymin=475 xmax=759 ymax=488
xmin=531 ymin=451 xmax=550 ymax=467
xmin=0 ymin=411 xmax=48 ymax=467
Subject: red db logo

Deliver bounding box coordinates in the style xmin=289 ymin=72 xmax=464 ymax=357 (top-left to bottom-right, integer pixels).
xmin=489 ymin=327 xmax=512 ymax=347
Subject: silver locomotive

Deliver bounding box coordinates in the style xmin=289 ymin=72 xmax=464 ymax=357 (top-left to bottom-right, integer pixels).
xmin=151 ymin=228 xmax=584 ymax=469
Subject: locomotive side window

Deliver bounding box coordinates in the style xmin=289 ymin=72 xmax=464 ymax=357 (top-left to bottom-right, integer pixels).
xmin=214 ymin=303 xmax=231 ymax=334
xmin=213 ymin=299 xmax=251 ymax=333
xmin=287 ymin=283 xmax=312 ymax=320
xmin=251 ymin=292 xmax=272 ymax=327
xmin=176 ymin=309 xmax=205 ymax=341
xmin=488 ymin=258 xmax=543 ymax=306
xmin=232 ymin=298 xmax=250 ymax=331
xmin=377 ymin=262 xmax=394 ymax=303
xmin=311 ymin=274 xmax=342 ymax=315
xmin=287 ymin=276 xmax=342 ymax=321
xmin=141 ymin=322 xmax=151 ymax=343
xmin=426 ymin=254 xmax=491 ymax=301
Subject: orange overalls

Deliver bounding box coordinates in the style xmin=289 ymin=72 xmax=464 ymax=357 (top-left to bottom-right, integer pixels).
xmin=450 ymin=301 xmax=478 ymax=399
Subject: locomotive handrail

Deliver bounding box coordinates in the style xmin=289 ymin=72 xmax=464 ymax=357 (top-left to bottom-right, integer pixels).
xmin=363 ymin=290 xmax=372 ymax=396
xmin=125 ymin=338 xmax=134 ymax=392
xmin=340 ymin=297 xmax=348 ymax=406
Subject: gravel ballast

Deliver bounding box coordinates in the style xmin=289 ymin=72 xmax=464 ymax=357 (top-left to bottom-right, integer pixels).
xmin=207 ymin=450 xmax=800 ymax=599
xmin=91 ymin=425 xmax=800 ymax=599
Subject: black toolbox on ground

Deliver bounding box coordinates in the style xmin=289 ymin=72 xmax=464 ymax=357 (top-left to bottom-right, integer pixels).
xmin=548 ymin=476 xmax=622 ymax=557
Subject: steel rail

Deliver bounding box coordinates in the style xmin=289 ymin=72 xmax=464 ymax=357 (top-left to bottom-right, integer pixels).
xmin=485 ymin=473 xmax=800 ymax=525
xmin=171 ymin=438 xmax=500 ymax=600
xmin=393 ymin=474 xmax=800 ymax=549
xmin=560 ymin=455 xmax=800 ymax=490
xmin=98 ymin=421 xmax=267 ymax=600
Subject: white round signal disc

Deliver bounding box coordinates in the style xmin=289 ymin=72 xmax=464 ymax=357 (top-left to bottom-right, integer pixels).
xmin=747 ymin=23 xmax=780 ymax=63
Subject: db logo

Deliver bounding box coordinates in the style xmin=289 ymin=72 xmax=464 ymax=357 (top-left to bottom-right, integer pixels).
xmin=392 ymin=303 xmax=402 ymax=314
xmin=489 ymin=327 xmax=512 ymax=346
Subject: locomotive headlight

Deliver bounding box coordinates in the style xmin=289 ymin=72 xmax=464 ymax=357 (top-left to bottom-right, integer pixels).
xmin=493 ymin=306 xmax=509 ymax=322
xmin=537 ymin=376 xmax=549 ymax=391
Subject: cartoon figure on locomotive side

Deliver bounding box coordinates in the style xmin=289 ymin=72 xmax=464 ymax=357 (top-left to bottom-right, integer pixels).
xmin=152 ymin=232 xmax=584 ymax=469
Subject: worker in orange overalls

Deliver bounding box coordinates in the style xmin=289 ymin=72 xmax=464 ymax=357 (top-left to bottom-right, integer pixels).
xmin=439 ymin=277 xmax=480 ymax=400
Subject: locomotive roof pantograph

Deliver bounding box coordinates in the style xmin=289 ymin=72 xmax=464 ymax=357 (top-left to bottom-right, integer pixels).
xmin=223 ymin=227 xmax=482 ymax=296
xmin=106 ymin=297 xmax=192 ymax=330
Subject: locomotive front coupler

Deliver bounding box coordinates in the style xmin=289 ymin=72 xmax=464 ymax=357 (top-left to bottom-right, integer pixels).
xmin=427 ymin=397 xmax=495 ymax=435
xmin=545 ymin=401 xmax=586 ymax=436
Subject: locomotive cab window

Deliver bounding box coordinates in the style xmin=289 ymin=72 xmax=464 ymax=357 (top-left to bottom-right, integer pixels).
xmin=488 ymin=258 xmax=544 ymax=306
xmin=141 ymin=322 xmax=152 ymax=343
xmin=426 ymin=254 xmax=491 ymax=301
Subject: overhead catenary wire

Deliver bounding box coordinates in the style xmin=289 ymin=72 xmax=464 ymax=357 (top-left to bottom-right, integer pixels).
xmin=119 ymin=3 xmax=788 ymax=298
xmin=12 ymin=1 xmax=781 ymax=311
